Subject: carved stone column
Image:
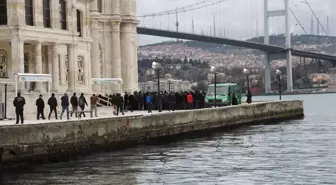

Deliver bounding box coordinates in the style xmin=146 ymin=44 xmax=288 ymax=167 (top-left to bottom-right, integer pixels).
xmin=67 ymin=44 xmax=76 ymax=92
xmin=111 ymin=20 xmax=122 ymax=93
xmin=112 ymin=0 xmax=120 ymax=15
xmin=34 ymin=42 xmax=43 ymax=92
xmin=59 ymin=53 xmax=66 ymax=86
xmin=120 ymin=0 xmax=138 ymax=93
xmin=51 ymin=44 xmax=59 ymax=91
xmin=33 ymin=0 xmax=43 ymax=27
xmin=11 ymin=38 xmax=25 ymax=90
xmin=90 ymin=20 xmax=101 ymax=92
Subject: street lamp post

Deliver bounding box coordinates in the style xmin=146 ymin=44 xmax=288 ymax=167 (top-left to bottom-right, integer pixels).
xmin=168 ymin=80 xmax=171 ymax=92
xmin=276 ymin=69 xmax=282 ymax=100
xmin=152 ymin=62 xmax=162 ymax=112
xmin=211 ymin=66 xmax=217 ymax=107
xmin=243 ymin=68 xmax=250 ymax=92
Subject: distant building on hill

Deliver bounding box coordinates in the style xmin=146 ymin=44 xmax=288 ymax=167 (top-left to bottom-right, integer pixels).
xmin=139 ymin=80 xmax=192 ymax=92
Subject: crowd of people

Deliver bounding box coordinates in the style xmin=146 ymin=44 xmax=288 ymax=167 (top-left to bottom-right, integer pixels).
xmin=13 ymin=92 xmax=99 ymax=124
xmin=99 ymin=91 xmax=208 ymax=115
xmin=12 ymin=90 xmax=252 ymax=124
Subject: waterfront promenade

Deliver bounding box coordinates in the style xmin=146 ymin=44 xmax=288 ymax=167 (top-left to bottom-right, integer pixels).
xmin=0 ymin=100 xmax=304 ymax=169
xmin=0 ymin=107 xmax=151 ymax=126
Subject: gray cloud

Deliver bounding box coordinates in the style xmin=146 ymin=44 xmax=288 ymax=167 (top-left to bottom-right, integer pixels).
xmin=137 ymin=0 xmax=335 ymax=45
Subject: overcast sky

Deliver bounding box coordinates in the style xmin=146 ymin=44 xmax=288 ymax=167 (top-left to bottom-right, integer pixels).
xmin=136 ymin=0 xmax=335 ymax=46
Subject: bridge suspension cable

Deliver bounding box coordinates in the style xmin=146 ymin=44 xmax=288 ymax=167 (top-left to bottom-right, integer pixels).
xmin=289 ymin=8 xmax=308 ymax=35
xmin=138 ymin=0 xmax=226 ymax=18
xmin=302 ymin=0 xmax=327 ymax=35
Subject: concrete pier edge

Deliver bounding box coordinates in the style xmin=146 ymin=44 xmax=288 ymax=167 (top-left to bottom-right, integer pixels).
xmin=0 ymin=100 xmax=304 ymax=170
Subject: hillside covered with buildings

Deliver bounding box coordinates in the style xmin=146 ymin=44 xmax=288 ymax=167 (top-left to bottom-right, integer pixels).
xmin=138 ymin=35 xmax=336 ymax=93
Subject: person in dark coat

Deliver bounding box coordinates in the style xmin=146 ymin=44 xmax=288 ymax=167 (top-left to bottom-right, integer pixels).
xmin=60 ymin=93 xmax=70 ymax=120
xmin=128 ymin=93 xmax=136 ymax=112
xmin=70 ymin=93 xmax=78 ymax=117
xmin=124 ymin=92 xmax=129 ymax=112
xmin=194 ymin=91 xmax=200 ymax=109
xmin=232 ymin=93 xmax=238 ymax=105
xmin=78 ymin=93 xmax=88 ymax=118
xmin=36 ymin=94 xmax=46 ymax=120
xmin=246 ymin=90 xmax=252 ymax=104
xmin=13 ymin=92 xmax=26 ymax=124
xmin=138 ymin=91 xmax=144 ymax=111
xmin=168 ymin=92 xmax=175 ymax=112
xmin=48 ymin=93 xmax=58 ymax=120
xmin=200 ymin=91 xmax=206 ymax=108
xmin=116 ymin=93 xmax=124 ymax=116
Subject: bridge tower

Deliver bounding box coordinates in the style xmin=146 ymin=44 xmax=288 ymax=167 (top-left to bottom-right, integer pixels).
xmin=175 ymin=7 xmax=179 ymax=42
xmin=264 ymin=0 xmax=293 ymax=93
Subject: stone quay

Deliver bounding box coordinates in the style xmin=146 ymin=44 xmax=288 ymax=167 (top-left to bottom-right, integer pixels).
xmin=0 ymin=100 xmax=304 ymax=170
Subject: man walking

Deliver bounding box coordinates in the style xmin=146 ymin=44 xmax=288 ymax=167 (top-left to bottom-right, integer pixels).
xmin=13 ymin=92 xmax=25 ymax=124
xmin=78 ymin=93 xmax=88 ymax=118
xmin=60 ymin=93 xmax=70 ymax=120
xmin=36 ymin=94 xmax=46 ymax=120
xmin=70 ymin=93 xmax=78 ymax=117
xmin=48 ymin=93 xmax=58 ymax=120
xmin=90 ymin=94 xmax=98 ymax=118
xmin=168 ymin=92 xmax=175 ymax=112
xmin=146 ymin=93 xmax=152 ymax=113
xmin=116 ymin=93 xmax=124 ymax=116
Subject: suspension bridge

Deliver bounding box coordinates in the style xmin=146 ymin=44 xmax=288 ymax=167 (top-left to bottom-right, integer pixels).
xmin=136 ymin=0 xmax=336 ymax=93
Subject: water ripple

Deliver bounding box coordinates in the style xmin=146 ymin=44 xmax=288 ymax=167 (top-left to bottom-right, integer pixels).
xmin=1 ymin=94 xmax=336 ymax=185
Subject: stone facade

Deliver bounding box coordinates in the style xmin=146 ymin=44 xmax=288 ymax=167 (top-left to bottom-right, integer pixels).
xmin=0 ymin=0 xmax=138 ymax=94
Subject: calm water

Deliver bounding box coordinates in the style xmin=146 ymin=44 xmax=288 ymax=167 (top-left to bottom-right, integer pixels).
xmin=1 ymin=94 xmax=336 ymax=185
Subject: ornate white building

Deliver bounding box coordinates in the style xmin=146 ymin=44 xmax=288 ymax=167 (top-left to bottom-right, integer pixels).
xmin=0 ymin=0 xmax=138 ymax=94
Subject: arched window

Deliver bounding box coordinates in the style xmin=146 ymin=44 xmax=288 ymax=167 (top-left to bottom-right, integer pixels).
xmin=0 ymin=49 xmax=8 ymax=78
xmin=25 ymin=0 xmax=34 ymax=25
xmin=59 ymin=0 xmax=66 ymax=30
xmin=43 ymin=0 xmax=51 ymax=28
xmin=77 ymin=56 xmax=84 ymax=84
xmin=0 ymin=0 xmax=7 ymax=25
xmin=76 ymin=9 xmax=82 ymax=37
xmin=97 ymin=0 xmax=102 ymax=13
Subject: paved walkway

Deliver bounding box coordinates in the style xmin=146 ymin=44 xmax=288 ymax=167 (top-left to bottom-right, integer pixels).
xmin=0 ymin=107 xmax=185 ymax=126
xmin=0 ymin=102 xmax=262 ymax=127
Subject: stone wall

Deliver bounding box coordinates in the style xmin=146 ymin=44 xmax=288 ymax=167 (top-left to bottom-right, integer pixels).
xmin=0 ymin=100 xmax=304 ymax=166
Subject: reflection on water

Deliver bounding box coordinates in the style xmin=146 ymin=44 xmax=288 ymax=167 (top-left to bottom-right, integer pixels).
xmin=1 ymin=94 xmax=336 ymax=185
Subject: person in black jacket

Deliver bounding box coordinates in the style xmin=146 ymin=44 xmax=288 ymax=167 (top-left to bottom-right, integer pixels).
xmin=70 ymin=93 xmax=78 ymax=117
xmin=128 ymin=93 xmax=136 ymax=112
xmin=60 ymin=93 xmax=70 ymax=120
xmin=48 ymin=93 xmax=58 ymax=120
xmin=13 ymin=92 xmax=26 ymax=124
xmin=168 ymin=92 xmax=175 ymax=112
xmin=36 ymin=94 xmax=46 ymax=120
xmin=124 ymin=92 xmax=129 ymax=112
xmin=232 ymin=93 xmax=238 ymax=105
xmin=246 ymin=90 xmax=252 ymax=104
xmin=116 ymin=93 xmax=124 ymax=116
xmin=138 ymin=91 xmax=144 ymax=111
xmin=78 ymin=93 xmax=88 ymax=118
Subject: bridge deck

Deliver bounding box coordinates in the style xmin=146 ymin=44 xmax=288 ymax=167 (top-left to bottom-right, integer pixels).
xmin=137 ymin=27 xmax=336 ymax=62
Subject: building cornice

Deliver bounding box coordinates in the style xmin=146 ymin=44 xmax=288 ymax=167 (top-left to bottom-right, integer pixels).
xmin=0 ymin=26 xmax=93 ymax=44
xmin=91 ymin=15 xmax=122 ymax=23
